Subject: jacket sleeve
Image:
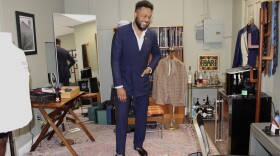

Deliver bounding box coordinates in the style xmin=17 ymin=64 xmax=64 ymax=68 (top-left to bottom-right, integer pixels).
xmin=232 ymin=30 xmax=243 ymax=67
xmin=111 ymin=31 xmax=123 ymax=87
xmin=67 ymin=53 xmax=75 ymax=69
xmin=148 ymin=31 xmax=161 ymax=71
xmin=152 ymin=62 xmax=159 ymax=101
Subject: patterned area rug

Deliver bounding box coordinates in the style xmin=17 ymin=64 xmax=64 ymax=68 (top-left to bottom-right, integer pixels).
xmin=24 ymin=115 xmax=219 ymax=156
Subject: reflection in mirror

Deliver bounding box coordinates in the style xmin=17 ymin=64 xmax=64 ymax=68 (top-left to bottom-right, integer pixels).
xmin=52 ymin=13 xmax=100 ymax=95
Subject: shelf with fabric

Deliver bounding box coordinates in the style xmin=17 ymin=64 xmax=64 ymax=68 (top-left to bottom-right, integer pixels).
xmin=149 ymin=26 xmax=184 ymax=62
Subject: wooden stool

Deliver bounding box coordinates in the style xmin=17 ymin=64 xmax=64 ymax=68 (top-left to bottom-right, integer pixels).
xmin=79 ymin=93 xmax=100 ymax=115
xmin=147 ymin=105 xmax=164 ymax=138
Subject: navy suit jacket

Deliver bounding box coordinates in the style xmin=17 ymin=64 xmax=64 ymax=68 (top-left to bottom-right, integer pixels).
xmin=111 ymin=23 xmax=161 ymax=97
xmin=232 ymin=24 xmax=259 ymax=68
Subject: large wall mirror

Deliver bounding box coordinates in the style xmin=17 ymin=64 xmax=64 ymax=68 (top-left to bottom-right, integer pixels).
xmin=51 ymin=13 xmax=100 ymax=94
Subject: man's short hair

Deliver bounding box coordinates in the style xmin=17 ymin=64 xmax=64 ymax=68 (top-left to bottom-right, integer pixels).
xmin=135 ymin=0 xmax=153 ymax=11
xmin=56 ymin=38 xmax=61 ymax=46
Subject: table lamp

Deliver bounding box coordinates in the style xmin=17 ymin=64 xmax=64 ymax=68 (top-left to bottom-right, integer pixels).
xmin=0 ymin=32 xmax=33 ymax=155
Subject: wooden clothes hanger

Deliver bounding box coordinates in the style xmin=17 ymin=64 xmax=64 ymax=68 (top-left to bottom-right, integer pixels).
xmin=246 ymin=16 xmax=260 ymax=49
xmin=166 ymin=47 xmax=176 ymax=59
xmin=166 ymin=53 xmax=174 ymax=59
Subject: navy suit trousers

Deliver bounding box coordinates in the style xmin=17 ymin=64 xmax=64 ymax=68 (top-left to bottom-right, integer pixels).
xmin=115 ymin=93 xmax=149 ymax=154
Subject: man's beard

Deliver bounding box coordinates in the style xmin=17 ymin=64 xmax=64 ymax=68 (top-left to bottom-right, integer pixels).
xmin=135 ymin=17 xmax=150 ymax=31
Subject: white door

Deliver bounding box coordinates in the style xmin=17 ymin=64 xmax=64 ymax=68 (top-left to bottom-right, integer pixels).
xmin=244 ymin=0 xmax=263 ymax=28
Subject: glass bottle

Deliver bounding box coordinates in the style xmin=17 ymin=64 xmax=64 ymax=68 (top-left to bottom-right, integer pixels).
xmin=205 ymin=95 xmax=210 ymax=105
xmin=194 ymin=98 xmax=203 ymax=114
xmin=187 ymin=66 xmax=192 ymax=84
xmin=192 ymin=98 xmax=199 ymax=118
xmin=198 ymin=72 xmax=203 ymax=84
xmin=202 ymin=71 xmax=209 ymax=85
xmin=214 ymin=74 xmax=220 ymax=85
xmin=210 ymin=72 xmax=215 ymax=85
xmin=195 ymin=98 xmax=200 ymax=106
xmin=201 ymin=98 xmax=207 ymax=114
xmin=55 ymin=88 xmax=61 ymax=102
xmin=194 ymin=71 xmax=198 ymax=85
xmin=204 ymin=95 xmax=214 ymax=118
xmin=202 ymin=98 xmax=205 ymax=105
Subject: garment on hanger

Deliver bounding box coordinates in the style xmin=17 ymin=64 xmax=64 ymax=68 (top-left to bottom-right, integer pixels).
xmin=0 ymin=32 xmax=32 ymax=132
xmin=232 ymin=23 xmax=259 ymax=68
xmin=152 ymin=56 xmax=186 ymax=106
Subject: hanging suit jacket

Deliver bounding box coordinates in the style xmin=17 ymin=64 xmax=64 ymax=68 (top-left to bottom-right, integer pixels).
xmin=152 ymin=57 xmax=186 ymax=106
xmin=111 ymin=23 xmax=161 ymax=97
xmin=232 ymin=24 xmax=259 ymax=68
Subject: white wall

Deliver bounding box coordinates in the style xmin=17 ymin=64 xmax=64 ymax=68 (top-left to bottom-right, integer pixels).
xmin=58 ymin=33 xmax=76 ymax=50
xmin=74 ymin=21 xmax=99 ymax=79
xmin=85 ymin=0 xmax=119 ymax=101
xmin=184 ymin=0 xmax=233 ymax=80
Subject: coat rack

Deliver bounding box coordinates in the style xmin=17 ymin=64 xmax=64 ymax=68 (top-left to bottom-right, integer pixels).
xmin=164 ymin=47 xmax=179 ymax=130
xmin=250 ymin=7 xmax=274 ymax=122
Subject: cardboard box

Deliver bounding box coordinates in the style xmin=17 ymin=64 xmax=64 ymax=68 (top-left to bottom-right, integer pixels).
xmin=60 ymin=86 xmax=80 ymax=98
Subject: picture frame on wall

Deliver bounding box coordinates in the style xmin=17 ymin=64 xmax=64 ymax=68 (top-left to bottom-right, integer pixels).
xmin=198 ymin=54 xmax=219 ymax=71
xmin=15 ymin=11 xmax=37 ymax=55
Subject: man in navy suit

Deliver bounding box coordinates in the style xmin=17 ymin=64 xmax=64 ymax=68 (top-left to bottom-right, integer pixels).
xmin=111 ymin=1 xmax=161 ymax=155
xmin=56 ymin=38 xmax=75 ymax=86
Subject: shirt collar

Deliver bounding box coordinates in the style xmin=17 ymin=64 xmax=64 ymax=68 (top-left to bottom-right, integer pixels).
xmin=132 ymin=21 xmax=147 ymax=39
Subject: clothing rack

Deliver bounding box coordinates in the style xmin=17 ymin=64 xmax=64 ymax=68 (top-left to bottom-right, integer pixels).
xmin=250 ymin=7 xmax=274 ymax=122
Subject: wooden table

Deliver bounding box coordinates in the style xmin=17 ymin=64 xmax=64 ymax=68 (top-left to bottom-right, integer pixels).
xmin=31 ymin=92 xmax=95 ymax=156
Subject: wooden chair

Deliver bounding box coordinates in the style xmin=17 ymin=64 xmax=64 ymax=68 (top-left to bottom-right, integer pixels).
xmin=79 ymin=92 xmax=101 ymax=115
xmin=146 ymin=105 xmax=164 ymax=138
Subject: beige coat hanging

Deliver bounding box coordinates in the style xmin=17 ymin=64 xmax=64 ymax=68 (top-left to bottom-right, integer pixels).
xmin=152 ymin=57 xmax=187 ymax=106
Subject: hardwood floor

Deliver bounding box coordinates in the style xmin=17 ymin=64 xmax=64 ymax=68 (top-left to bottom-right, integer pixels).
xmin=128 ymin=114 xmax=188 ymax=125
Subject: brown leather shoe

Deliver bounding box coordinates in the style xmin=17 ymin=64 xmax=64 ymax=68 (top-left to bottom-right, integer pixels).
xmin=134 ymin=147 xmax=148 ymax=156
